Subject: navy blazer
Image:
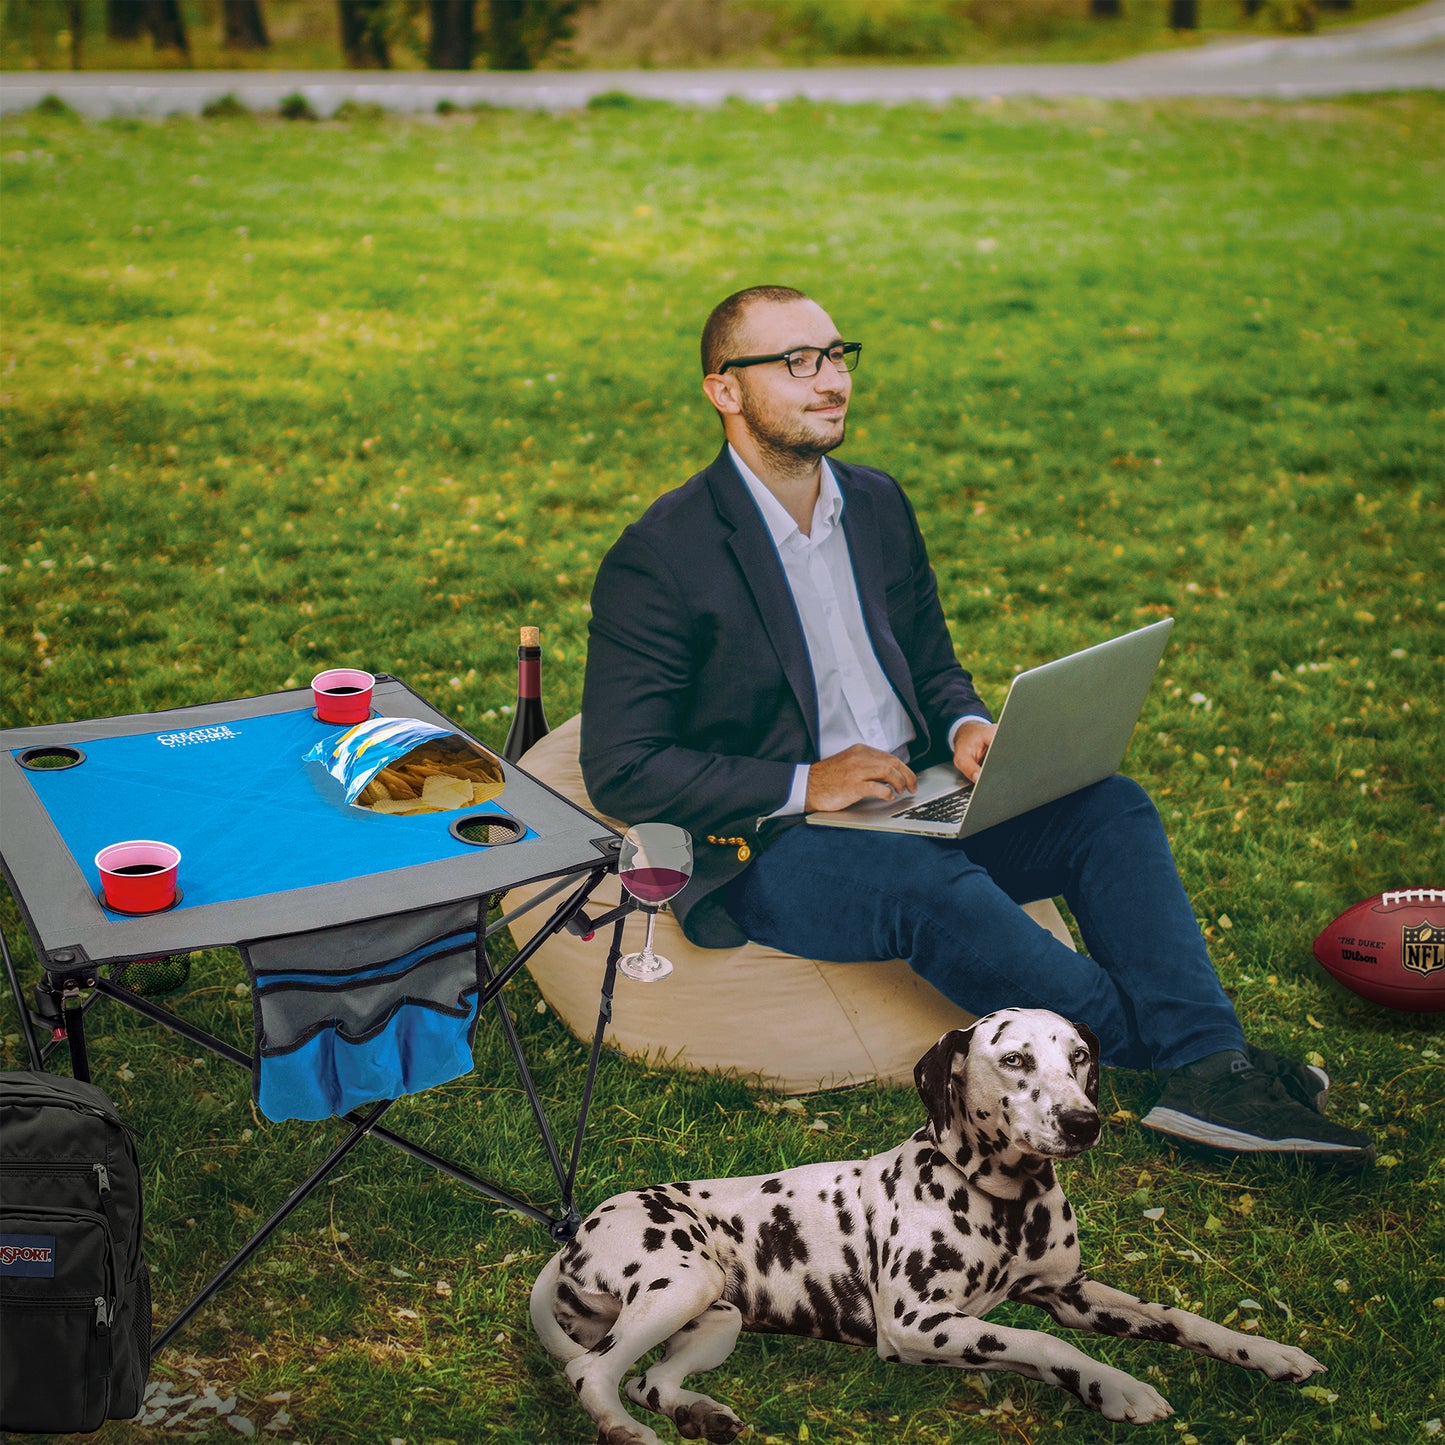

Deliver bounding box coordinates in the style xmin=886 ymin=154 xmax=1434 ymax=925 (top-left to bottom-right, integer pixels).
xmin=581 ymin=447 xmax=991 ymax=948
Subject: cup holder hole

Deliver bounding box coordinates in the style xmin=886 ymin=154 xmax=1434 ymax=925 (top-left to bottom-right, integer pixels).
xmin=450 ymin=815 xmax=525 ymax=848
xmin=18 ymin=746 xmax=85 ymax=771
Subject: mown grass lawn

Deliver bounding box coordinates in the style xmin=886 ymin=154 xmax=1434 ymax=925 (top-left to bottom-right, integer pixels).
xmin=0 ymin=93 xmax=1441 ymax=1445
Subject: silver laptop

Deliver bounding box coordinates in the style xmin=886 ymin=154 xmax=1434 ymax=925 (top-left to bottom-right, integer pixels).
xmin=805 ymin=619 xmax=1174 ymax=838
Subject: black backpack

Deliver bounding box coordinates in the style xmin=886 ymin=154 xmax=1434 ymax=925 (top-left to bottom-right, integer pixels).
xmin=0 ymin=1073 xmax=152 ymax=1434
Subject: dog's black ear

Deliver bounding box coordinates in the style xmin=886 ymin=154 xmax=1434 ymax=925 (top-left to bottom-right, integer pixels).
xmin=1074 ymin=1021 xmax=1101 ymax=1106
xmin=915 ymin=1026 xmax=974 ymax=1139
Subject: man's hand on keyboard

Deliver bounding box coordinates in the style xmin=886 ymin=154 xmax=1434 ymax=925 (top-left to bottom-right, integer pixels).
xmin=806 ymin=745 xmax=917 ymax=812
xmin=953 ymin=721 xmax=997 ymax=783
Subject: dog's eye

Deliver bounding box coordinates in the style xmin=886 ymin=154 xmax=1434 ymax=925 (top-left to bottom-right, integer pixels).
xmin=1071 ymin=1047 xmax=1090 ymax=1065
xmin=1001 ymin=1052 xmax=1024 ymax=1068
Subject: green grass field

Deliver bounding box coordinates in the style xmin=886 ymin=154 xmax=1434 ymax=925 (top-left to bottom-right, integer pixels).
xmin=1 ymin=93 xmax=1442 ymax=1444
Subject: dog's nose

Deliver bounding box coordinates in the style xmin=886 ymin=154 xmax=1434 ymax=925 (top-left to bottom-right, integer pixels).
xmin=1057 ymin=1108 xmax=1101 ymax=1147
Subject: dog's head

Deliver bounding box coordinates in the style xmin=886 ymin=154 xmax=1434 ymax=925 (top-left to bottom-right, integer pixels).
xmin=915 ymin=1008 xmax=1100 ymax=1169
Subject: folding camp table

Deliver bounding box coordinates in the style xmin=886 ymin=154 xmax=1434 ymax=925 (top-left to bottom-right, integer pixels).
xmin=0 ymin=676 xmax=637 ymax=1352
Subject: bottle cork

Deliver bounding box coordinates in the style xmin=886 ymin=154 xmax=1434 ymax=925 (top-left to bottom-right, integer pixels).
xmin=520 ymin=626 xmax=540 ymax=648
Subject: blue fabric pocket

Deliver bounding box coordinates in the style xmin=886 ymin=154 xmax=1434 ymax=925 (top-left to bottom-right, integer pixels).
xmin=250 ymin=930 xmax=482 ymax=1123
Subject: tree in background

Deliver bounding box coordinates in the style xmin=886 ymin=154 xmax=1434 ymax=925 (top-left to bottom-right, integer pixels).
xmin=143 ymin=0 xmax=188 ymax=53
xmin=338 ymin=0 xmax=391 ymax=66
xmin=65 ymin=0 xmax=83 ymax=66
xmin=222 ymin=0 xmax=269 ymax=50
xmin=106 ymin=0 xmax=143 ymax=40
xmin=485 ymin=0 xmax=589 ymax=70
xmin=1168 ymin=0 xmax=1198 ymax=28
xmin=1090 ymin=0 xmax=1122 ymax=15
xmin=429 ymin=0 xmax=474 ymax=68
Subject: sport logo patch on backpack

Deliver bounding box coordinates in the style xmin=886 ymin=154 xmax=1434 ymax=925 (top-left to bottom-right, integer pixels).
xmin=0 ymin=1234 xmax=56 ymax=1276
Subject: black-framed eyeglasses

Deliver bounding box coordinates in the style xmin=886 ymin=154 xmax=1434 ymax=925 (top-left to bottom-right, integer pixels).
xmin=718 ymin=342 xmax=862 ymax=378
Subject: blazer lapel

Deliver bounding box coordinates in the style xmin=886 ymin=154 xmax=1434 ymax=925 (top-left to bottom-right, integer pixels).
xmin=837 ymin=472 xmax=926 ymax=744
xmin=706 ymin=450 xmax=821 ymax=756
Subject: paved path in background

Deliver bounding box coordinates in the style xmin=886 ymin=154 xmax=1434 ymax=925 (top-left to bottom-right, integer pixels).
xmin=1 ymin=0 xmax=1440 ymax=117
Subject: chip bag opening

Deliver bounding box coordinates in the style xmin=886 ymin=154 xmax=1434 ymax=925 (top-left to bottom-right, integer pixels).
xmin=305 ymin=718 xmax=505 ymax=817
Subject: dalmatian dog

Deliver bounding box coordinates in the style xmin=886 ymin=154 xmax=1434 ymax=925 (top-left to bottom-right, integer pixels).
xmin=531 ymin=1007 xmax=1324 ymax=1443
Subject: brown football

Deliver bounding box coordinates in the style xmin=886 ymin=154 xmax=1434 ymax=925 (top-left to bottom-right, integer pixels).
xmin=1312 ymin=889 xmax=1445 ymax=1013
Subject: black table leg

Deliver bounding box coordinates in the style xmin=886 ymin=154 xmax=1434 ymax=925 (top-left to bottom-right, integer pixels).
xmin=0 ymin=919 xmax=44 ymax=1071
xmin=59 ymin=981 xmax=92 ymax=1085
xmin=561 ymin=914 xmax=626 ymax=1236
xmin=151 ymin=1099 xmax=394 ymax=1355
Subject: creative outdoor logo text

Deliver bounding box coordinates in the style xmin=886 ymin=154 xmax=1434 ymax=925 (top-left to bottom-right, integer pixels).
xmin=156 ymin=725 xmax=241 ymax=749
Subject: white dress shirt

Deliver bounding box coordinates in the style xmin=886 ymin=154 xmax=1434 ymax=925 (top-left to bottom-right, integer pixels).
xmin=731 ymin=447 xmax=981 ymax=817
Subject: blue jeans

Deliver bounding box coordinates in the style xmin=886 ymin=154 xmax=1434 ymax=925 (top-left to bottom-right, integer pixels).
xmin=722 ymin=775 xmax=1245 ymax=1071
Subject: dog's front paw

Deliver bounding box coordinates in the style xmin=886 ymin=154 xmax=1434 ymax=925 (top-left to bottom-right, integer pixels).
xmin=1254 ymin=1341 xmax=1326 ymax=1382
xmin=673 ymin=1399 xmax=745 ymax=1442
xmin=1094 ymin=1369 xmax=1174 ymax=1425
xmin=598 ymin=1424 xmax=663 ymax=1445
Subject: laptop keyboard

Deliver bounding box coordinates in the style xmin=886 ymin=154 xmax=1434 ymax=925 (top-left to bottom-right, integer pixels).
xmin=894 ymin=786 xmax=974 ymax=823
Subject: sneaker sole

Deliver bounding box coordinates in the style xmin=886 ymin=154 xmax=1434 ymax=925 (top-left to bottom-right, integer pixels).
xmin=1140 ymin=1105 xmax=1373 ymax=1158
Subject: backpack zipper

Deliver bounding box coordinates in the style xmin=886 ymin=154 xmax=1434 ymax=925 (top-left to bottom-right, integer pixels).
xmin=0 ymin=1159 xmax=113 ymax=1218
xmin=0 ymin=1087 xmax=139 ymax=1142
xmin=0 ymin=1291 xmax=110 ymax=1325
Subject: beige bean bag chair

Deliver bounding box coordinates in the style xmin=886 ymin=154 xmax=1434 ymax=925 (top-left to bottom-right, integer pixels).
xmin=507 ymin=715 xmax=1075 ymax=1095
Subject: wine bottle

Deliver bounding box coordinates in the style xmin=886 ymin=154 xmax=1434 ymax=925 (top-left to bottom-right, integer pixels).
xmin=502 ymin=625 xmax=551 ymax=762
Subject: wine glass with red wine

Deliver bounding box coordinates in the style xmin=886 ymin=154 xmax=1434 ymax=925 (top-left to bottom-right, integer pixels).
xmin=616 ymin=824 xmax=692 ymax=982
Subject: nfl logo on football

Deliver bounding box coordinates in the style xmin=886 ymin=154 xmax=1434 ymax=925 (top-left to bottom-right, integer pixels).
xmin=1402 ymin=921 xmax=1444 ymax=977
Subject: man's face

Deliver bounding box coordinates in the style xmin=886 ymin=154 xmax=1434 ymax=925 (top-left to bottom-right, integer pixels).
xmin=724 ymin=298 xmax=852 ymax=462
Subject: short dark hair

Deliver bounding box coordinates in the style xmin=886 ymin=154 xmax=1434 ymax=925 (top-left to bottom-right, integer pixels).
xmin=700 ymin=285 xmax=810 ymax=377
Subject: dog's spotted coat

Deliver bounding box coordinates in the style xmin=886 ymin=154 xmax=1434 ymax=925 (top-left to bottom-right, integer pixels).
xmin=531 ymin=1008 xmax=1324 ymax=1443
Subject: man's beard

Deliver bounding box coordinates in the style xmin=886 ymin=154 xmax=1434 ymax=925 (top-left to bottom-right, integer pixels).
xmin=737 ymin=381 xmax=847 ymax=474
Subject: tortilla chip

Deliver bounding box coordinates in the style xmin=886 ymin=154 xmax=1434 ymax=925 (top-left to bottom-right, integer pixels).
xmin=421 ymin=774 xmax=474 ymax=810
xmin=369 ymin=798 xmax=442 ymax=816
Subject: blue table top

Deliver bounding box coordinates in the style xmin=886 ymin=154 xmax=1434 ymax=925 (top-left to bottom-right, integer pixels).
xmin=15 ymin=705 xmax=537 ymax=919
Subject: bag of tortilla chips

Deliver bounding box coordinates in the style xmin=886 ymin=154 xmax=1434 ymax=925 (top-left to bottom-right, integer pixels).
xmin=305 ymin=717 xmax=505 ymax=816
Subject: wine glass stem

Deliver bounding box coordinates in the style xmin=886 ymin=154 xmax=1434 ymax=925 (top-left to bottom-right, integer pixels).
xmin=639 ymin=908 xmax=658 ymax=968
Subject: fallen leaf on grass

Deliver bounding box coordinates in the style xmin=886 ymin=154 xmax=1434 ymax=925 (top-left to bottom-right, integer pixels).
xmin=1300 ymin=1384 xmax=1339 ymax=1404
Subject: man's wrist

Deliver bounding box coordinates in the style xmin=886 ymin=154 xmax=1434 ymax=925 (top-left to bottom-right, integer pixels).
xmin=947 ymin=715 xmax=991 ymax=750
xmin=765 ymin=764 xmax=812 ymax=820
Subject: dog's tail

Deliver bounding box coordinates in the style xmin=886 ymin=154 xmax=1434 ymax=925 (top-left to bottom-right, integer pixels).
xmin=529 ymin=1251 xmax=588 ymax=1363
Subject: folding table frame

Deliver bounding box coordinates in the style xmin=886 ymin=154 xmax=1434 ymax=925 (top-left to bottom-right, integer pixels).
xmin=0 ymin=678 xmax=639 ymax=1354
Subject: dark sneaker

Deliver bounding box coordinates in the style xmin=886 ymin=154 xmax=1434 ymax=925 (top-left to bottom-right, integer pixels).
xmin=1141 ymin=1051 xmax=1373 ymax=1161
xmin=1246 ymin=1044 xmax=1330 ymax=1113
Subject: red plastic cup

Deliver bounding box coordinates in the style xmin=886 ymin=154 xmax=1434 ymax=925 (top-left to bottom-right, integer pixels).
xmin=96 ymin=840 xmax=181 ymax=913
xmin=311 ymin=668 xmax=375 ymax=724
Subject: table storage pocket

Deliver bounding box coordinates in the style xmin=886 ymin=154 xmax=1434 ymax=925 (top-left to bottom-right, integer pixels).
xmin=250 ymin=926 xmax=483 ymax=1123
